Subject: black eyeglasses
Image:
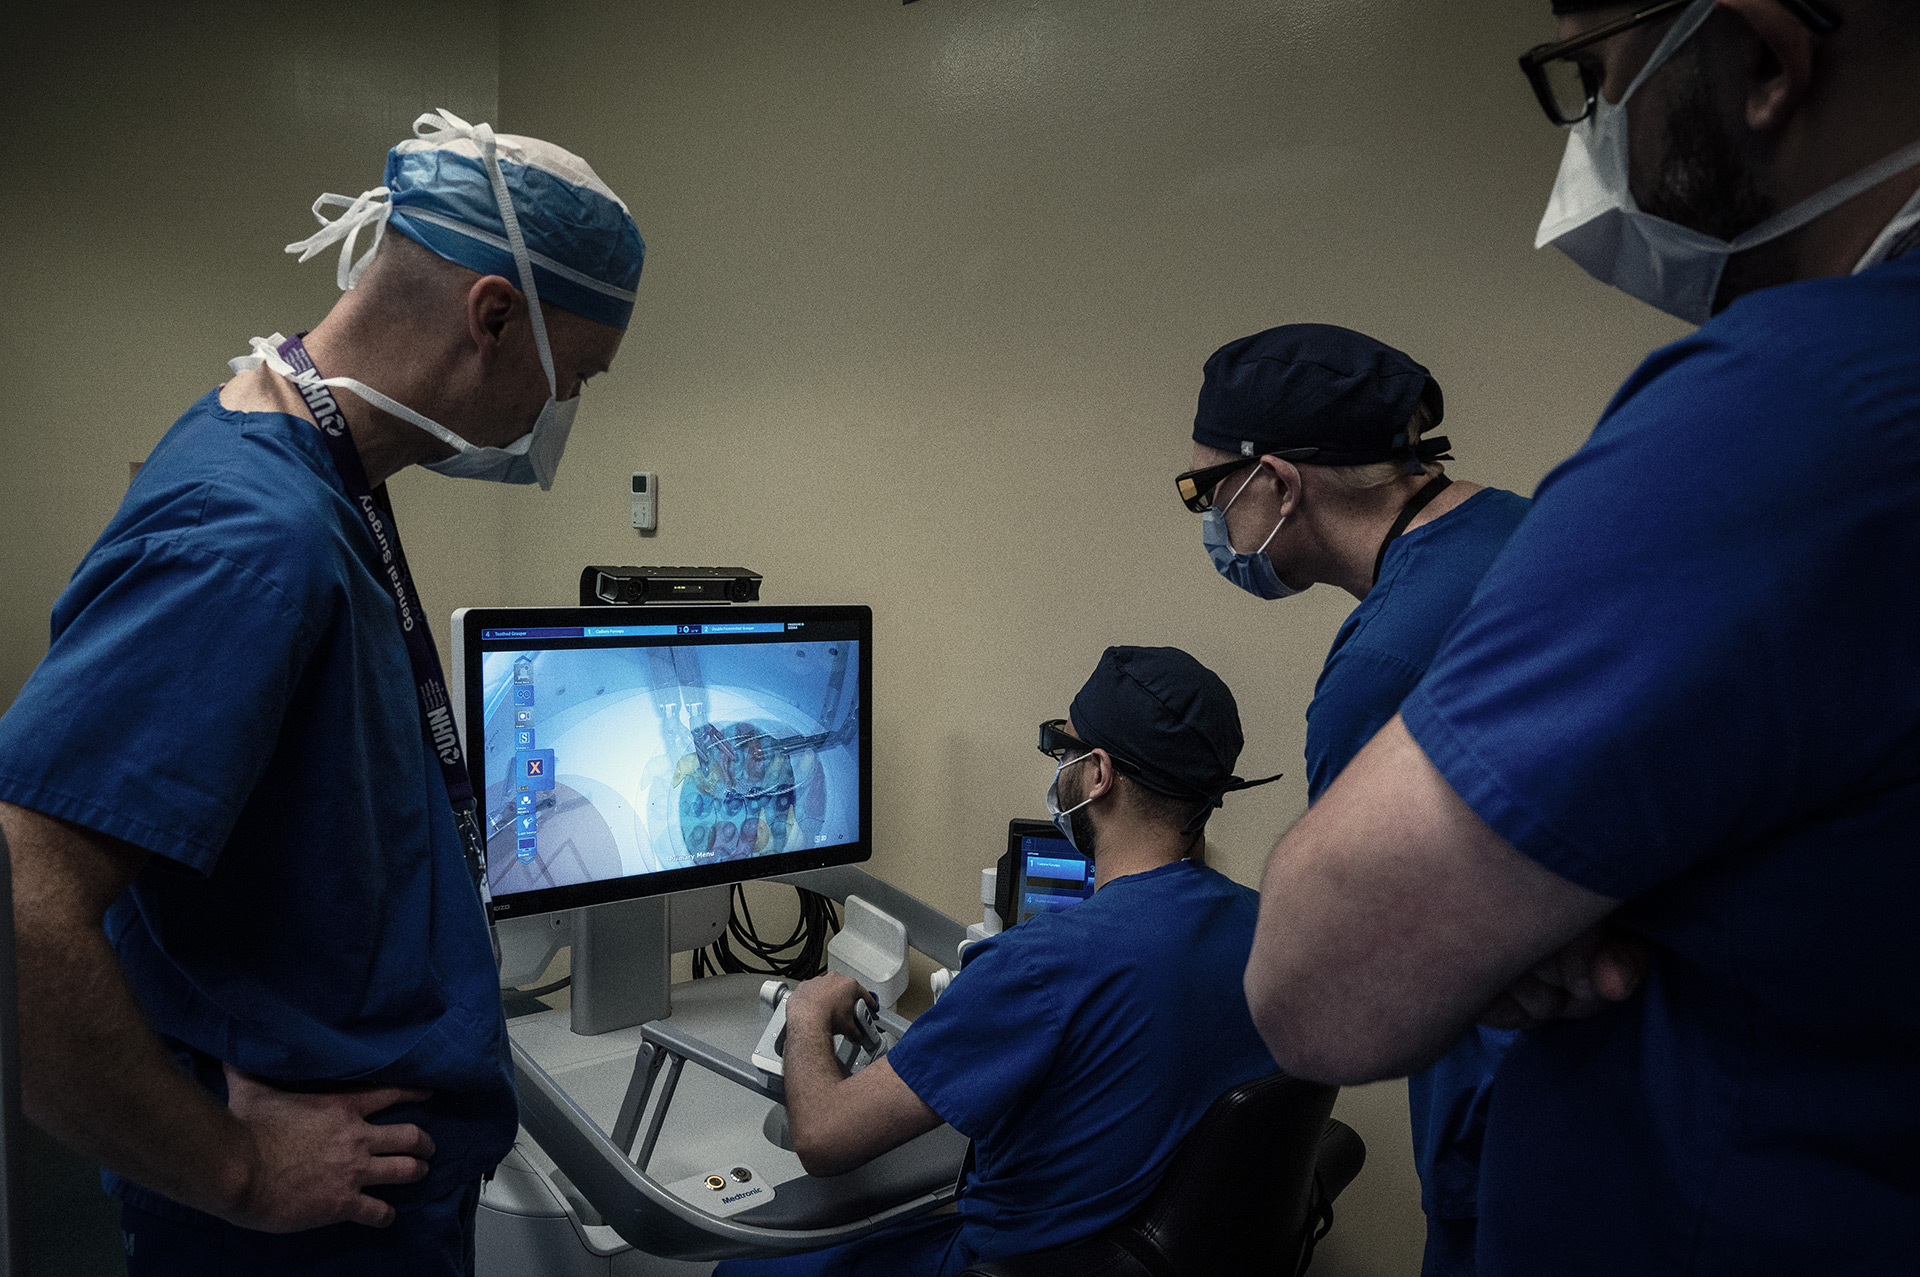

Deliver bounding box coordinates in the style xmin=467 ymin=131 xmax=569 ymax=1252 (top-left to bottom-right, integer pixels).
xmin=1518 ymin=0 xmax=1840 ymax=128
xmin=1174 ymin=451 xmax=1315 ymax=514
xmin=1038 ymin=719 xmax=1147 ymax=778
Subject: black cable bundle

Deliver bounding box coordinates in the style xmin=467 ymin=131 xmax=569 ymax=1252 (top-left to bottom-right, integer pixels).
xmin=693 ymin=885 xmax=842 ymax=980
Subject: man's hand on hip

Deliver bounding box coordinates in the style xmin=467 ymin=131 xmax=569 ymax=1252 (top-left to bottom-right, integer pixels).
xmin=224 ymin=1067 xmax=436 ymax=1232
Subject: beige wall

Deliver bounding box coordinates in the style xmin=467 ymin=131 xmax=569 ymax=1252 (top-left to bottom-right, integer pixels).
xmin=0 ymin=2 xmax=510 ymax=709
xmin=1 ymin=2 xmax=1689 ymax=1273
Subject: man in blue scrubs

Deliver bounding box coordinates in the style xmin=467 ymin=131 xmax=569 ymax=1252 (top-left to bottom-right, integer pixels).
xmin=718 ymin=646 xmax=1283 ymax=1276
xmin=0 ymin=110 xmax=641 ymax=1273
xmin=1244 ymin=3 xmax=1920 ymax=1273
xmin=1178 ymin=324 xmax=1530 ymax=1277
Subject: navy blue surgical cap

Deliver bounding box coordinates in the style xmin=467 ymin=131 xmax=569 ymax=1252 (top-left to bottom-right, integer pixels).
xmin=1191 ymin=324 xmax=1448 ymax=468
xmin=1069 ymin=647 xmax=1281 ymax=819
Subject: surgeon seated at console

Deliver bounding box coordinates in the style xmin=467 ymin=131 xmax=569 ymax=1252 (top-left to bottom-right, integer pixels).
xmin=718 ymin=645 xmax=1284 ymax=1277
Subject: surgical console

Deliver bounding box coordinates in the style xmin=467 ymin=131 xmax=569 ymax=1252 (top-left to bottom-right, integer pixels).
xmin=452 ymin=605 xmax=973 ymax=1275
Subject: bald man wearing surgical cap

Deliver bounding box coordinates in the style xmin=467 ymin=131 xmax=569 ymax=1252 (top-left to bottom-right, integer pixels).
xmin=716 ymin=647 xmax=1285 ymax=1277
xmin=0 ymin=110 xmax=643 ymax=1272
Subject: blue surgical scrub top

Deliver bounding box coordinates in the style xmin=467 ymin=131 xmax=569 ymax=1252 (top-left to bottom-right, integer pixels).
xmin=1400 ymin=250 xmax=1920 ymax=1275
xmin=0 ymin=392 xmax=516 ymax=1220
xmin=887 ymin=859 xmax=1278 ymax=1263
xmin=1305 ymin=489 xmax=1528 ymax=1226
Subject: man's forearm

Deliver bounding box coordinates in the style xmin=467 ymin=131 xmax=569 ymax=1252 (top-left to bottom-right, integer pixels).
xmin=780 ymin=1003 xmax=854 ymax=1175
xmin=779 ymin=977 xmax=944 ymax=1178
xmin=6 ymin=807 xmax=255 ymax=1220
xmin=1246 ymin=716 xmax=1617 ymax=1083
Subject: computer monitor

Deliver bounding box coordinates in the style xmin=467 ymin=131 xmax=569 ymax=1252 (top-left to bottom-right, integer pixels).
xmin=453 ymin=605 xmax=871 ymax=920
xmin=995 ymin=819 xmax=1096 ymax=926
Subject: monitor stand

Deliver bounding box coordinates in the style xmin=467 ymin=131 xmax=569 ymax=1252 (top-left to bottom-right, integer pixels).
xmin=569 ymin=896 xmax=671 ymax=1036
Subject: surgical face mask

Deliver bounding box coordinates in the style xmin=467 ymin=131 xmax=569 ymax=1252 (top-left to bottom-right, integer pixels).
xmin=420 ymin=386 xmax=577 ymax=487
xmin=1046 ymin=754 xmax=1096 ymax=852
xmin=1202 ymin=466 xmax=1301 ymax=601
xmin=1537 ymin=0 xmax=1920 ymax=324
xmin=237 ymin=111 xmax=581 ymax=489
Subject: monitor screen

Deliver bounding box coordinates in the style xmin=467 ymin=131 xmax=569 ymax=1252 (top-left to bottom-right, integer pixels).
xmin=1000 ymin=821 xmax=1095 ymax=925
xmin=455 ymin=606 xmax=871 ymax=919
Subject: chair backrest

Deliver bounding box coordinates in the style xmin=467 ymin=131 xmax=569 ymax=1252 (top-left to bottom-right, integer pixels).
xmin=1120 ymin=1072 xmax=1339 ymax=1277
xmin=0 ymin=828 xmax=25 ymax=1277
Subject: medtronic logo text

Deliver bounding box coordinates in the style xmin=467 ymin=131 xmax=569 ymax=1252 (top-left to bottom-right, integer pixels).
xmin=721 ymin=1187 xmax=765 ymax=1205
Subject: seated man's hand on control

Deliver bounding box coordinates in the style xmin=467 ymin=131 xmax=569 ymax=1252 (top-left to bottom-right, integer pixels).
xmin=1477 ymin=924 xmax=1649 ymax=1031
xmin=223 ymin=1065 xmax=436 ymax=1232
xmin=787 ymin=972 xmax=877 ymax=1043
xmin=778 ymin=974 xmax=941 ymax=1178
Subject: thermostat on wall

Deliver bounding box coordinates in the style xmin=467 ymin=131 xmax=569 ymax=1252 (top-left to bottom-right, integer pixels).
xmin=631 ymin=471 xmax=657 ymax=531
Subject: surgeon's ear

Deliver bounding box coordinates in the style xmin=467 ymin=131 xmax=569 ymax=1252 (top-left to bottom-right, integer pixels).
xmin=1084 ymin=751 xmax=1117 ymax=803
xmin=465 ymin=275 xmax=522 ymax=359
xmin=1263 ymin=457 xmax=1304 ymax=519
xmin=1714 ymin=0 xmax=1815 ymax=133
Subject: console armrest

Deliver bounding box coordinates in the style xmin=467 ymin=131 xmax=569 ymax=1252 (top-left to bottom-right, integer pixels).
xmin=642 ymin=1019 xmax=784 ymax=1102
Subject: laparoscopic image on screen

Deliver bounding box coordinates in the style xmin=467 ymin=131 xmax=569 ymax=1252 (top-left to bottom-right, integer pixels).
xmin=478 ymin=640 xmax=861 ymax=897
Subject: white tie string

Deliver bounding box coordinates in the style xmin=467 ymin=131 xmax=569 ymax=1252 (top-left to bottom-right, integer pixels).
xmin=410 ymin=107 xmax=557 ymax=393
xmin=412 ymin=107 xmax=477 ymax=146
xmin=284 ymin=188 xmax=393 ymax=291
xmin=228 ymin=333 xmax=291 ymax=376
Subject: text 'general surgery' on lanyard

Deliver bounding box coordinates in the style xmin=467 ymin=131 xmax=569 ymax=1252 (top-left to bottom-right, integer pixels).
xmin=274 ymin=332 xmax=493 ymax=907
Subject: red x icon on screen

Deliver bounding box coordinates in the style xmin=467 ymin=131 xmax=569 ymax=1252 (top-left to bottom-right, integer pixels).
xmin=526 ymin=758 xmax=544 ymax=777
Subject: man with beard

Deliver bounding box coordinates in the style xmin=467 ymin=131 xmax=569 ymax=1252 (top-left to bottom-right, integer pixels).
xmin=1242 ymin=2 xmax=1920 ymax=1274
xmin=717 ymin=646 xmax=1283 ymax=1277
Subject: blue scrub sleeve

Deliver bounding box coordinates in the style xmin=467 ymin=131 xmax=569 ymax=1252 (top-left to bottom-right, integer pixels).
xmin=0 ymin=535 xmax=317 ymax=872
xmin=1400 ymin=326 xmax=1920 ymax=899
xmin=886 ymin=934 xmax=1065 ymax=1140
xmin=1305 ymin=645 xmax=1425 ymax=802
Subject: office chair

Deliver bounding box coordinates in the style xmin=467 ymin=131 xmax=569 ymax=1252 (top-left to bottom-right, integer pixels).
xmin=957 ymin=1073 xmax=1363 ymax=1277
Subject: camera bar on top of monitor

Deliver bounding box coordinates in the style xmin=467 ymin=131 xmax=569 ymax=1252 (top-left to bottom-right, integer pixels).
xmin=581 ymin=565 xmax=764 ymax=607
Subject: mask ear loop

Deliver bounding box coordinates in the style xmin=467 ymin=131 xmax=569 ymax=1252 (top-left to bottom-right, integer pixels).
xmin=1054 ymin=753 xmax=1098 ymax=818
xmin=1618 ymin=0 xmax=1717 ymax=109
xmin=1222 ymin=462 xmax=1289 ymax=556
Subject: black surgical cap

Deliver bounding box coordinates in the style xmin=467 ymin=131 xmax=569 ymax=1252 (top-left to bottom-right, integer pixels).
xmin=1191 ymin=323 xmax=1449 ymax=468
xmin=1068 ymin=647 xmax=1280 ymax=822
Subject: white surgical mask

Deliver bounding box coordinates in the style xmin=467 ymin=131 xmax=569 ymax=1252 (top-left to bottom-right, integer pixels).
xmin=234 ymin=111 xmax=580 ymax=489
xmin=1537 ymin=0 xmax=1920 ymax=324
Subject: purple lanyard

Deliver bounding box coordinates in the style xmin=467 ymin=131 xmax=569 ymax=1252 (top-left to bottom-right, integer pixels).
xmin=274 ymin=333 xmax=491 ymax=906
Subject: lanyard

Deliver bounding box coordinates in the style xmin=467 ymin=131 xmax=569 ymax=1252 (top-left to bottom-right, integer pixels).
xmin=1371 ymin=472 xmax=1453 ymax=587
xmin=274 ymin=333 xmax=492 ymax=907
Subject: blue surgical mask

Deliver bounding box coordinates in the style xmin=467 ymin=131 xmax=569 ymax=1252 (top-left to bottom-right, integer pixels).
xmin=1202 ymin=467 xmax=1300 ymax=600
xmin=1045 ymin=754 xmax=1095 ymax=849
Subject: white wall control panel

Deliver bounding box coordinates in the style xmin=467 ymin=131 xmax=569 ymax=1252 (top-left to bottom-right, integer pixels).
xmin=630 ymin=471 xmax=657 ymax=530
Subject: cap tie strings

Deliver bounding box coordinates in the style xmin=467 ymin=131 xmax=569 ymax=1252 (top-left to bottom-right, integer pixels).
xmin=285 ymin=187 xmax=394 ymax=290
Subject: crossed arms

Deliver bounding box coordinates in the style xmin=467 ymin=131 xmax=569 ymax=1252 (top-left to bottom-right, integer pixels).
xmin=1245 ymin=715 xmax=1643 ymax=1084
